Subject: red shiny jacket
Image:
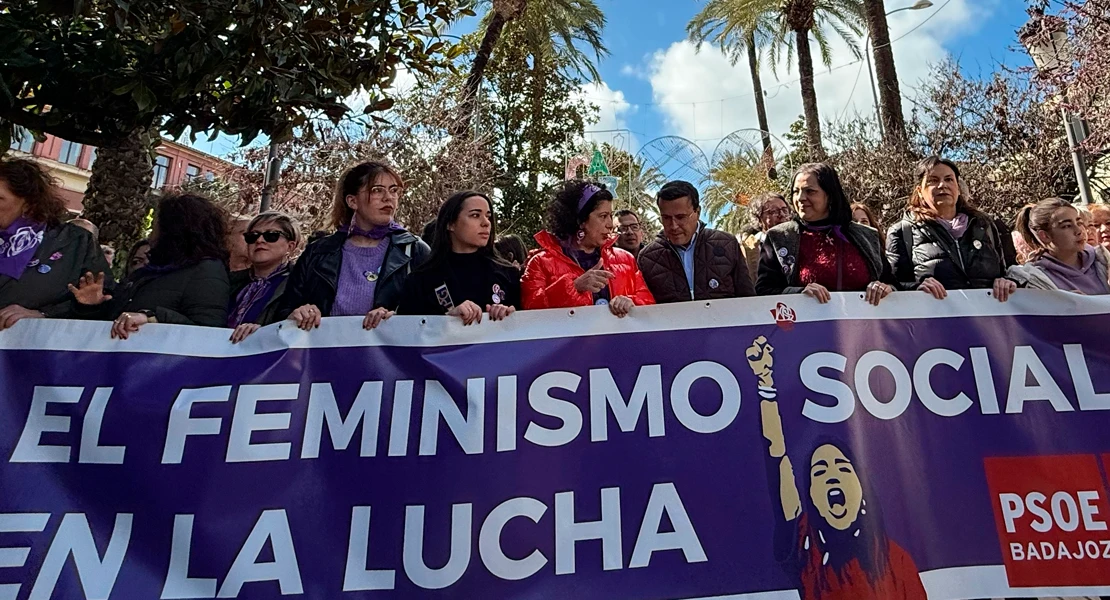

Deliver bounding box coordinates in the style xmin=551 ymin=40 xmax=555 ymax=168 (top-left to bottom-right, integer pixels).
xmin=522 ymin=231 xmax=655 ymax=309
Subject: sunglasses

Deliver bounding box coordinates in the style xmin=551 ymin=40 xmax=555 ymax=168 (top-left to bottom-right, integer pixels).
xmin=244 ymin=230 xmax=288 ymax=244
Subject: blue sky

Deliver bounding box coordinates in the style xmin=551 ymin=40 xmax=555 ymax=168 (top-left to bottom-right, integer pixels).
xmin=187 ymin=0 xmax=1033 ymax=163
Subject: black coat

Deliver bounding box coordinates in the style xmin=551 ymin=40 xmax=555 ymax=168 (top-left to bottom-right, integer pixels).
xmin=275 ymin=229 xmax=430 ymax=320
xmin=756 ymin=219 xmax=894 ymax=295
xmin=886 ymin=214 xmax=1006 ymax=291
xmin=0 ymin=222 xmax=109 ymax=317
xmin=229 ymin=268 xmax=289 ymax=326
xmin=77 ymin=259 xmax=230 ymax=326
xmin=397 ymin=251 xmax=521 ymax=315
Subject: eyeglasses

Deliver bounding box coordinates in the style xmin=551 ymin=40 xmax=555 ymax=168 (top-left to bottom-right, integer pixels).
xmin=244 ymin=230 xmax=288 ymax=244
xmin=761 ymin=208 xmax=792 ymax=220
xmin=617 ymin=223 xmax=641 ymax=234
xmin=367 ymin=185 xmax=404 ymax=198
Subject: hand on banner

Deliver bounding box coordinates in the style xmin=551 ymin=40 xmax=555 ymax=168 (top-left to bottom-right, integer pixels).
xmin=448 ymin=301 xmax=483 ymax=325
xmin=993 ymin=277 xmax=1017 ymax=302
xmin=68 ymin=271 xmax=112 ymax=305
xmin=574 ymin=262 xmax=614 ymax=294
xmin=486 ymin=303 xmax=515 ymax=321
xmin=230 ymin=323 xmax=261 ymax=344
xmin=289 ymin=304 xmax=322 ymax=330
xmin=609 ymin=295 xmax=634 ymax=317
xmin=362 ymin=307 xmax=394 ymax=330
xmin=111 ymin=312 xmax=148 ymax=340
xmin=864 ymin=281 xmax=893 ymax=306
xmin=0 ymin=305 xmax=44 ymax=330
xmin=919 ymin=277 xmax=947 ymax=299
xmin=802 ymin=282 xmax=831 ymax=304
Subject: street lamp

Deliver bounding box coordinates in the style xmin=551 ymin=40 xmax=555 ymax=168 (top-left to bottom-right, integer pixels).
xmin=865 ymin=0 xmax=932 ymax=138
xmin=1020 ymin=11 xmax=1096 ymax=205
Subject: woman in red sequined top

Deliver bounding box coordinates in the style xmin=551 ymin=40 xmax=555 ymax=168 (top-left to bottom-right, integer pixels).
xmin=756 ymin=163 xmax=896 ymax=305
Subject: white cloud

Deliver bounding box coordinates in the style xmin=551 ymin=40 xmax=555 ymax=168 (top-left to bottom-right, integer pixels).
xmin=576 ymin=80 xmax=635 ymax=131
xmin=643 ymin=0 xmax=992 ymax=157
xmin=344 ymin=67 xmax=419 ymax=112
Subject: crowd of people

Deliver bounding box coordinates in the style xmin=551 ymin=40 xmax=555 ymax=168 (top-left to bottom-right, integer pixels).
xmin=0 ymin=153 xmax=1107 ymax=341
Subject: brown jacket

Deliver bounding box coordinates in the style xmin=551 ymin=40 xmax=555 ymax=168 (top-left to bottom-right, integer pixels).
xmin=637 ymin=224 xmax=755 ymax=303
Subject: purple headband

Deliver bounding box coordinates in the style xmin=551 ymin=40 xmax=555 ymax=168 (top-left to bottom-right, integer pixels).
xmin=578 ymin=184 xmax=602 ymax=213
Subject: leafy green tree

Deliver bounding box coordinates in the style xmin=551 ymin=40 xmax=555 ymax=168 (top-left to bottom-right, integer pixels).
xmin=704 ymin=148 xmax=783 ymax=235
xmin=479 ymin=0 xmax=607 ymax=189
xmin=0 ymin=0 xmax=464 ymax=250
xmin=479 ymin=29 xmax=596 ymax=237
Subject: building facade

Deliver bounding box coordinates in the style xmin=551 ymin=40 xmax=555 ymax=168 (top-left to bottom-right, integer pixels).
xmin=6 ymin=130 xmax=235 ymax=213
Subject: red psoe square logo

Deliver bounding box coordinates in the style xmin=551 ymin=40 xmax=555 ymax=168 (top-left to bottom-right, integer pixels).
xmin=984 ymin=455 xmax=1110 ymax=588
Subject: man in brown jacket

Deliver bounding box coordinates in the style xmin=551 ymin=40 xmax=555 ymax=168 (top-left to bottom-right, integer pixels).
xmin=637 ymin=180 xmax=755 ymax=303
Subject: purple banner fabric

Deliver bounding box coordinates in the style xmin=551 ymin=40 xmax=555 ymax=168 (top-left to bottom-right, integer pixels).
xmin=1 ymin=292 xmax=1110 ymax=600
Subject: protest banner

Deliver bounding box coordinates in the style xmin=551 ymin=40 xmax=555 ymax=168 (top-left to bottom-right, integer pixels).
xmin=1 ymin=291 xmax=1109 ymax=599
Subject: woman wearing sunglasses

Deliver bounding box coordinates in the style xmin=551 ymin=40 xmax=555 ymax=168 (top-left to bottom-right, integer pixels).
xmin=228 ymin=211 xmax=300 ymax=343
xmin=275 ymin=160 xmax=430 ymax=330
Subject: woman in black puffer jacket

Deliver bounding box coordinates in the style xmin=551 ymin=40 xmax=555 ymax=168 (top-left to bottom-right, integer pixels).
xmin=886 ymin=156 xmax=1015 ymax=302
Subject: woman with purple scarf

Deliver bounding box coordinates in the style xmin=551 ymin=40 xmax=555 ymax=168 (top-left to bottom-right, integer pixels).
xmin=886 ymin=156 xmax=1015 ymax=301
xmin=756 ymin=163 xmax=896 ymax=305
xmin=228 ymin=211 xmax=300 ymax=343
xmin=0 ymin=159 xmax=109 ymax=330
xmin=274 ymin=161 xmax=430 ymax=330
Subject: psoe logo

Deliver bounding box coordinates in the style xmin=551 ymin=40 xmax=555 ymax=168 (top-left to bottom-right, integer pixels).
xmin=770 ymin=302 xmax=796 ymax=330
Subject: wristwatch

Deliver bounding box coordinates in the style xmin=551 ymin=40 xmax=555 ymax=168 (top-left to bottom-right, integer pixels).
xmin=138 ymin=309 xmax=156 ymax=320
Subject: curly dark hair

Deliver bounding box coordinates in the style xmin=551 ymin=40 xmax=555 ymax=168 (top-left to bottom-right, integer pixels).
xmin=147 ymin=193 xmax=229 ymax=267
xmin=545 ymin=179 xmax=614 ymax=240
xmin=0 ymin=158 xmax=68 ymax=226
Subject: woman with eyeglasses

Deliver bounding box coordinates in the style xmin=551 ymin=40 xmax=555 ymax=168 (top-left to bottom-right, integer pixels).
xmin=274 ymin=161 xmax=430 ymax=331
xmin=228 ymin=211 xmax=300 ymax=343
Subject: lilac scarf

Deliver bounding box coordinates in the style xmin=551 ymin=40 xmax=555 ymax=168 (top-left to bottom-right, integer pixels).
xmin=343 ymin=220 xmax=405 ymax=240
xmin=937 ymin=213 xmax=970 ymax=239
xmin=0 ymin=217 xmax=45 ymax=280
xmin=227 ymin=263 xmax=291 ymax=328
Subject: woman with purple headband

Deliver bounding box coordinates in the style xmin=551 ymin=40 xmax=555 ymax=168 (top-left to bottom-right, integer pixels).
xmin=522 ymin=179 xmax=654 ymax=315
xmin=273 ymin=161 xmax=430 ymax=331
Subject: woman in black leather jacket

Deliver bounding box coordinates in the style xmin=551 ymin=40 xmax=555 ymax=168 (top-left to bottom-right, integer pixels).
xmin=273 ymin=161 xmax=429 ymax=331
xmin=886 ymin=156 xmax=1015 ymax=302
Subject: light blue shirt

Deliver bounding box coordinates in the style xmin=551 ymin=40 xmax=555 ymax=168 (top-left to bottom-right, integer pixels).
xmin=676 ymin=228 xmax=699 ymax=299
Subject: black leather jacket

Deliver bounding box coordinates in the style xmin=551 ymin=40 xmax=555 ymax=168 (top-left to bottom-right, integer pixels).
xmin=886 ymin=213 xmax=1007 ymax=291
xmin=273 ymin=229 xmax=430 ymax=321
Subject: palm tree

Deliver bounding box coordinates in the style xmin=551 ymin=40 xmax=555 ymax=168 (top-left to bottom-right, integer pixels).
xmin=82 ymin=127 xmax=156 ymax=257
xmin=862 ymin=0 xmax=908 ymax=147
xmin=490 ymin=0 xmax=608 ymax=190
xmin=712 ymin=0 xmax=866 ymax=160
xmin=457 ymin=0 xmax=529 ymax=135
xmin=687 ymin=1 xmax=779 ymax=163
xmin=704 ymin=148 xmax=781 ymax=235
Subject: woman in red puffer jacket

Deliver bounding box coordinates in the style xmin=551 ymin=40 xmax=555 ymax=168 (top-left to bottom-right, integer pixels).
xmin=522 ymin=180 xmax=654 ymax=315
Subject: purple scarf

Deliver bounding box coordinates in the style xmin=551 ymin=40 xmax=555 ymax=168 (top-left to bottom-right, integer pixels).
xmin=343 ymin=220 xmax=405 ymax=240
xmin=800 ymin=220 xmax=850 ymax=243
xmin=937 ymin=213 xmax=970 ymax=239
xmin=0 ymin=217 xmax=46 ymax=280
xmin=227 ymin=263 xmax=291 ymax=328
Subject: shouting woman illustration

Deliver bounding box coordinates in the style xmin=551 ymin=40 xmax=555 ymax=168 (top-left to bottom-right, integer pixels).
xmin=746 ymin=336 xmax=926 ymax=600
